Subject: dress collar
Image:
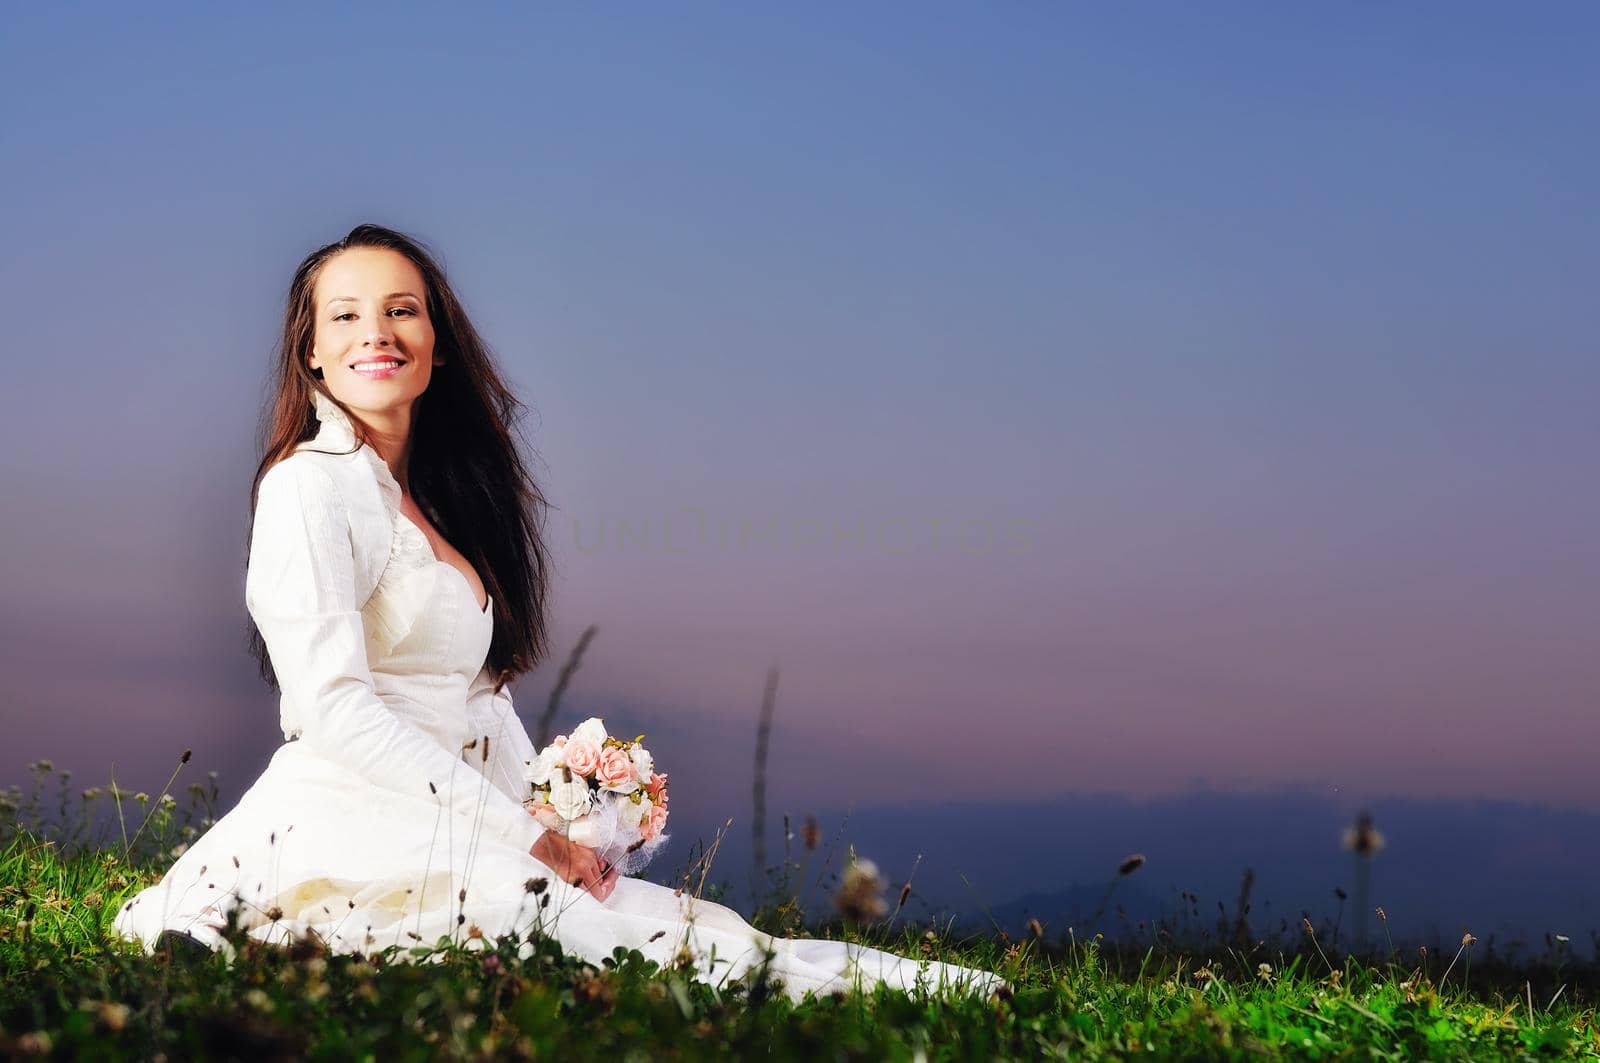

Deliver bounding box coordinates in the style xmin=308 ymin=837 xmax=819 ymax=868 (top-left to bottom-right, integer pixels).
xmin=309 ymin=389 xmax=404 ymax=514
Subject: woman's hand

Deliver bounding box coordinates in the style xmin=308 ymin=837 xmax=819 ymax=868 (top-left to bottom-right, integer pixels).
xmin=529 ymin=827 xmax=619 ymax=901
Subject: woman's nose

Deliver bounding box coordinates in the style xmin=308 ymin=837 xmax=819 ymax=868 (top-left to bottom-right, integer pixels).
xmin=364 ymin=318 xmax=395 ymax=345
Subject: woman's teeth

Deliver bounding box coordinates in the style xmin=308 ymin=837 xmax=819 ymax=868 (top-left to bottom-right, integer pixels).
xmin=352 ymin=360 xmax=404 ymax=376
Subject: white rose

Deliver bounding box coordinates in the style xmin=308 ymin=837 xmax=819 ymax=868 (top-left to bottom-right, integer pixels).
xmin=630 ymin=744 xmax=654 ymax=781
xmin=571 ymin=717 xmax=609 ymax=745
xmin=618 ymin=794 xmax=649 ymax=830
xmin=548 ymin=776 xmax=593 ymax=820
xmin=521 ymin=749 xmax=559 ymax=786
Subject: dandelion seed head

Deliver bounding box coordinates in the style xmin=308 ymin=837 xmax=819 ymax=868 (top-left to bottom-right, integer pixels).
xmin=834 ymin=855 xmax=888 ymax=925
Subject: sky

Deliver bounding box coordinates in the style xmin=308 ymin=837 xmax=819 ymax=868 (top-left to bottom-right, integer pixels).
xmin=2 ymin=3 xmax=1597 ymax=935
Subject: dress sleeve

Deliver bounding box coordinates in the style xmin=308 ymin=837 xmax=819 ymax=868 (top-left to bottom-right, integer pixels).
xmin=245 ymin=458 xmax=543 ymax=855
xmin=462 ymin=667 xmax=546 ymax=842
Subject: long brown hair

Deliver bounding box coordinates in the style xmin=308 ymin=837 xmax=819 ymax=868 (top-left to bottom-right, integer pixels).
xmin=247 ymin=223 xmax=553 ymax=693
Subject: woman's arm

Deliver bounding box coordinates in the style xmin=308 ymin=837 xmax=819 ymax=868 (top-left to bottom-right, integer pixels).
xmin=245 ymin=458 xmax=543 ymax=855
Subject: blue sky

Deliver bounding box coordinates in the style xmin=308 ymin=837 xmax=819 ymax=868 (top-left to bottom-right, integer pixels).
xmin=2 ymin=0 xmax=1597 ymax=867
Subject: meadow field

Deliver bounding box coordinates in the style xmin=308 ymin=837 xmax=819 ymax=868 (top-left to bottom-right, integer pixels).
xmin=2 ymin=759 xmax=1596 ymax=1060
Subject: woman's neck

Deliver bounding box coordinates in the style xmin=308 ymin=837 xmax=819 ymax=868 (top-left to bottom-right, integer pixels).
xmin=353 ymin=409 xmax=416 ymax=494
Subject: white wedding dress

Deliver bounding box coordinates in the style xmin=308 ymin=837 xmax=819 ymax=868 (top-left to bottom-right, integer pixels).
xmin=112 ymin=394 xmax=1001 ymax=1002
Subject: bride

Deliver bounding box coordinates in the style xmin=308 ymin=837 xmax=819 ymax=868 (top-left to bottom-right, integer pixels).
xmin=112 ymin=223 xmax=1000 ymax=1001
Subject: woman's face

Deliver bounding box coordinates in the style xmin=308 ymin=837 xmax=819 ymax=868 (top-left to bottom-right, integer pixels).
xmin=309 ymin=247 xmax=439 ymax=421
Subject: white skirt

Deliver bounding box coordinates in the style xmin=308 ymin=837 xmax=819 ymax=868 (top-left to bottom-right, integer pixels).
xmin=113 ymin=738 xmax=1003 ymax=1000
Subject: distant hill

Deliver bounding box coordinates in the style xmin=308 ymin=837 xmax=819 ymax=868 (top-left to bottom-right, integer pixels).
xmin=665 ymin=782 xmax=1600 ymax=962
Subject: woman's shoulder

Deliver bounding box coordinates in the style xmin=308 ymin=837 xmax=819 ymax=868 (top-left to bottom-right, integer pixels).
xmin=256 ymin=447 xmax=394 ymax=573
xmin=265 ymin=439 xmax=371 ymax=485
xmin=258 ymin=451 xmax=351 ymax=516
xmin=249 ymin=443 xmax=394 ymax=607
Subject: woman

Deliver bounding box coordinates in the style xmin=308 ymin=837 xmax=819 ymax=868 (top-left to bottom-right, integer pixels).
xmin=112 ymin=223 xmax=1001 ymax=1001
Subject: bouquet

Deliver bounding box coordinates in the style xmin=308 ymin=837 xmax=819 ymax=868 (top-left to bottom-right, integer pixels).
xmin=520 ymin=717 xmax=669 ymax=875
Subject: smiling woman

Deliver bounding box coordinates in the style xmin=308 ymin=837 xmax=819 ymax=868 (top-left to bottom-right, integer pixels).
xmin=110 ymin=222 xmax=1003 ymax=1002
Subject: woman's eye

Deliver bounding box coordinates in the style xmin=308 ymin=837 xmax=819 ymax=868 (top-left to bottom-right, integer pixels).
xmin=333 ymin=308 xmax=414 ymax=321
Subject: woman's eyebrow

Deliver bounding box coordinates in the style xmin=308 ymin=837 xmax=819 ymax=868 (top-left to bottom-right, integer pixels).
xmin=326 ymin=292 xmax=422 ymax=306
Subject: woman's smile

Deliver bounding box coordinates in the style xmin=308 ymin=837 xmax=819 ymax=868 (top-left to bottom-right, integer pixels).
xmin=350 ymin=357 xmax=406 ymax=379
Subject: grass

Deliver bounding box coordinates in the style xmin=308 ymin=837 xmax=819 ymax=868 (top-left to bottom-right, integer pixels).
xmin=2 ymin=760 xmax=1598 ymax=1059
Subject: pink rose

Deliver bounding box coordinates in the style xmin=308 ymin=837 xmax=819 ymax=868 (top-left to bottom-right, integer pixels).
xmin=646 ymin=772 xmax=669 ymax=806
xmin=563 ymin=738 xmax=600 ymax=777
xmin=596 ymin=746 xmax=637 ymax=791
xmin=641 ymin=802 xmax=669 ymax=841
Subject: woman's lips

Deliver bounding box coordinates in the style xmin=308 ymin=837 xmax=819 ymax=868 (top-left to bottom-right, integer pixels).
xmin=351 ymin=359 xmax=405 ymax=379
